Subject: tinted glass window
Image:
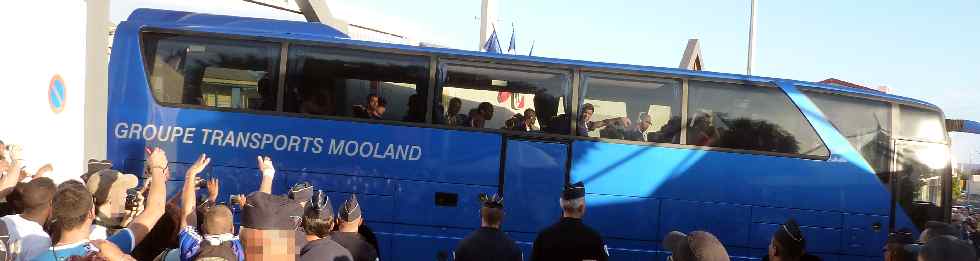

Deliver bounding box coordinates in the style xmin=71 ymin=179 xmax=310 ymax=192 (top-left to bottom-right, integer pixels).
xmin=439 ymin=64 xmax=569 ymax=133
xmin=899 ymin=106 xmax=946 ymax=142
xmin=284 ymin=45 xmax=429 ymax=122
xmin=579 ymin=76 xmax=682 ymax=143
xmin=895 ymin=141 xmax=949 ymax=229
xmin=142 ymin=33 xmax=281 ymax=110
xmin=687 ymin=81 xmax=828 ymax=156
xmin=806 ymin=91 xmax=892 ymax=179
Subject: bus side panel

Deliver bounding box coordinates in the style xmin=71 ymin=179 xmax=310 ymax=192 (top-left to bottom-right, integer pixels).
xmin=570 ymin=140 xmax=890 ymax=214
xmin=658 ymin=199 xmax=752 ymax=247
xmin=502 ymin=139 xmax=567 ymax=233
xmin=570 ymin=140 xmax=891 ymax=258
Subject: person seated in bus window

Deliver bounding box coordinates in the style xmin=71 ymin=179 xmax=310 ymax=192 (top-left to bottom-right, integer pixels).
xmin=624 ymin=113 xmax=653 ymax=141
xmin=650 ymin=116 xmax=682 ymax=143
xmin=373 ymin=98 xmax=387 ymax=120
xmin=446 ymin=97 xmax=468 ymax=127
xmin=688 ymin=111 xmax=719 ymax=146
xmin=468 ymin=102 xmax=495 ymax=128
xmin=403 ymin=94 xmax=424 ymax=123
xmin=516 ymin=108 xmax=538 ymax=132
xmin=577 ymin=103 xmax=629 ymax=137
xmin=257 ymin=76 xmax=276 ymax=111
xmin=300 ymin=87 xmax=336 ymax=116
xmin=353 ymin=94 xmax=386 ymax=120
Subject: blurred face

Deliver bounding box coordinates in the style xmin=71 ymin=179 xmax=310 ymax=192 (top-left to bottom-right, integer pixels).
xmin=241 ymin=228 xmax=296 ymax=261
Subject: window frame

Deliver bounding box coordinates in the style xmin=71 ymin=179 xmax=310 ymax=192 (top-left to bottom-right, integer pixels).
xmin=577 ymin=72 xmax=684 ymax=146
xmin=140 ymin=30 xmax=285 ymax=113
xmin=282 ymin=43 xmax=433 ymax=123
xmin=680 ymin=80 xmax=831 ymax=158
xmin=797 ymin=86 xmax=949 ymax=145
xmin=434 ymin=59 xmax=576 ymax=138
xmin=138 ymin=28 xmax=857 ymax=160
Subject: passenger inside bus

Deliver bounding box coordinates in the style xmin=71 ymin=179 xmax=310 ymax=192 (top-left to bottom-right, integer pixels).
xmin=650 ymin=116 xmax=682 ymax=143
xmin=352 ymin=94 xmax=380 ymax=119
xmin=445 ymin=98 xmax=468 ymax=127
xmin=299 ymin=86 xmax=336 ymax=116
xmin=403 ymin=94 xmax=425 ymax=123
xmin=353 ymin=94 xmax=387 ymax=120
xmin=467 ymin=102 xmax=495 ymax=128
xmin=577 ymin=103 xmax=630 ymax=137
xmin=689 ymin=111 xmax=720 ymax=146
xmin=624 ymin=113 xmax=652 ymax=141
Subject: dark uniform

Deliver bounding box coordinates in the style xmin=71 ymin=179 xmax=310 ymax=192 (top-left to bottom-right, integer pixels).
xmin=331 ymin=231 xmax=379 ymax=261
xmin=300 ymin=237 xmax=354 ymax=261
xmin=334 ymin=194 xmax=379 ymax=261
xmin=531 ymin=182 xmax=608 ymax=261
xmin=455 ymin=227 xmax=523 ymax=261
xmin=531 ymin=217 xmax=607 ymax=261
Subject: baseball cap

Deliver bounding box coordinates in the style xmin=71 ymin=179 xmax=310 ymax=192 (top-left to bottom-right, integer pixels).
xmin=85 ymin=169 xmax=138 ymax=207
xmin=242 ymin=192 xmax=303 ymax=230
xmin=82 ymin=159 xmax=113 ymax=182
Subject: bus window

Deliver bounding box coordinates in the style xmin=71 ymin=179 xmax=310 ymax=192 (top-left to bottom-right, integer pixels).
xmin=440 ymin=64 xmax=569 ymax=133
xmin=895 ymin=141 xmax=949 ymax=229
xmin=579 ymin=76 xmax=682 ymax=144
xmin=805 ymin=91 xmax=892 ymax=181
xmin=141 ymin=33 xmax=281 ymax=111
xmin=687 ymin=81 xmax=829 ymax=157
xmin=899 ymin=106 xmax=946 ymax=143
xmin=284 ymin=46 xmax=429 ymax=123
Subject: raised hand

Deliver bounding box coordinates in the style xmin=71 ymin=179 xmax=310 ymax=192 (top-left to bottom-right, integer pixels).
xmin=256 ymin=156 xmax=275 ymax=177
xmin=186 ymin=153 xmax=211 ymax=177
xmin=146 ymin=147 xmax=168 ymax=174
xmin=207 ymin=178 xmax=220 ymax=203
xmin=33 ymin=163 xmax=53 ymax=179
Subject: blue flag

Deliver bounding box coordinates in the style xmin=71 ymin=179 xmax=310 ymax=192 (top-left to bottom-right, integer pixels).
xmin=507 ymin=26 xmax=516 ymax=54
xmin=483 ymin=26 xmax=501 ymax=53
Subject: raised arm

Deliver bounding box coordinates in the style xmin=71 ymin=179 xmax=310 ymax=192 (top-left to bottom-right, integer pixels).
xmin=180 ymin=153 xmax=210 ymax=229
xmin=0 ymin=145 xmax=24 ymax=198
xmin=257 ymin=156 xmax=275 ymax=194
xmin=127 ymin=148 xmax=172 ymax=246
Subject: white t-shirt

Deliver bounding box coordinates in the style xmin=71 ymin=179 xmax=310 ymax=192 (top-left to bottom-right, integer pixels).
xmin=2 ymin=214 xmax=51 ymax=261
xmin=89 ymin=225 xmax=108 ymax=240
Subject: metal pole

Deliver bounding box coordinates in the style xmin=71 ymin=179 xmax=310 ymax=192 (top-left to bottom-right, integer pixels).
xmin=747 ymin=0 xmax=757 ymax=75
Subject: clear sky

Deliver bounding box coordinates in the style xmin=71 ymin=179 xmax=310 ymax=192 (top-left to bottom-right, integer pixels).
xmin=112 ymin=0 xmax=980 ymax=164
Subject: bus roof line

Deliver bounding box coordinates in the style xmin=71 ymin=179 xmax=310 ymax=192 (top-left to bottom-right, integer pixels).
xmin=125 ymin=8 xmax=941 ymax=110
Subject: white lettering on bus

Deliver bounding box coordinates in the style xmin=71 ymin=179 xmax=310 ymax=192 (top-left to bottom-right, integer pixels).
xmin=110 ymin=122 xmax=420 ymax=160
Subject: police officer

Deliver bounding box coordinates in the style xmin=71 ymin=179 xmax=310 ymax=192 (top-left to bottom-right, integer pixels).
xmin=331 ymin=194 xmax=379 ymax=261
xmin=531 ymin=181 xmax=608 ymax=261
xmin=299 ymin=190 xmax=353 ymax=261
xmin=454 ymin=193 xmax=523 ymax=261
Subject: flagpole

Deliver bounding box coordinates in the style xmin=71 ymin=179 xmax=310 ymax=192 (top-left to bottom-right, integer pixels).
xmin=746 ymin=0 xmax=757 ymax=75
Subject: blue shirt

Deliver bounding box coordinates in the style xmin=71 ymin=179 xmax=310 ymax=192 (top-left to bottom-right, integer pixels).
xmin=178 ymin=226 xmax=244 ymax=261
xmin=32 ymin=228 xmax=134 ymax=261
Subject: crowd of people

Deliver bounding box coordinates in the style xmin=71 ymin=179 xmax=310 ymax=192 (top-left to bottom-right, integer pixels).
xmin=0 ymin=140 xmax=977 ymax=261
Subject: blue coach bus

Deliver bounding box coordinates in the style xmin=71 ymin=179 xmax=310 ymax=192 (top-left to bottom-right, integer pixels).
xmin=108 ymin=9 xmax=959 ymax=261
